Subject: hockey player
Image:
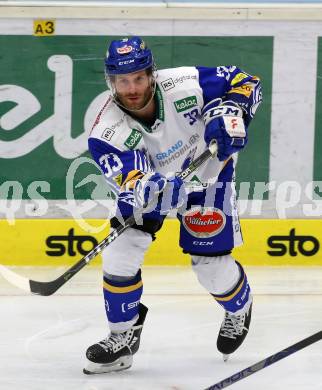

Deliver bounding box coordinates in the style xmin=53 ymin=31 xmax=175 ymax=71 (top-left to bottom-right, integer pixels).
xmin=84 ymin=36 xmax=262 ymax=374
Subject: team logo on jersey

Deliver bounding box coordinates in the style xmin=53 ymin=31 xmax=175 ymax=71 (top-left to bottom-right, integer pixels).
xmin=124 ymin=129 xmax=142 ymax=150
xmin=101 ymin=128 xmax=115 ymax=142
xmin=228 ymin=84 xmax=253 ymax=98
xmin=174 ymin=96 xmax=197 ymax=113
xmin=113 ymin=174 xmax=123 ymax=187
xmin=182 ymin=207 xmax=226 ymax=238
xmin=231 ymin=72 xmax=249 ymax=86
xmin=120 ymin=170 xmax=144 ymax=191
xmin=161 ymin=78 xmax=175 ymax=91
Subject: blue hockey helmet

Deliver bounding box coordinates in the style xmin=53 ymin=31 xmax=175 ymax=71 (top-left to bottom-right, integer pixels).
xmin=105 ymin=36 xmax=154 ymax=76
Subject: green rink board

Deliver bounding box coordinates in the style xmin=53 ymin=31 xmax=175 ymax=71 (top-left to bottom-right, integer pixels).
xmin=0 ymin=36 xmax=273 ymax=199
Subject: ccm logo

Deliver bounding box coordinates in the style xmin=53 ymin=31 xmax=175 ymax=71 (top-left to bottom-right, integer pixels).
xmin=193 ymin=241 xmax=213 ymax=246
xmin=267 ymin=228 xmax=319 ymax=257
xmin=46 ymin=228 xmax=98 ymax=256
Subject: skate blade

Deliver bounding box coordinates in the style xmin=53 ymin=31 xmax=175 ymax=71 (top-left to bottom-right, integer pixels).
xmin=223 ymin=354 xmax=230 ymax=362
xmin=83 ymin=355 xmax=133 ymax=375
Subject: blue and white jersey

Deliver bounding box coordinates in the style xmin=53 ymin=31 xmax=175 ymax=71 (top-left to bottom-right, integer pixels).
xmin=88 ymin=66 xmax=262 ymax=211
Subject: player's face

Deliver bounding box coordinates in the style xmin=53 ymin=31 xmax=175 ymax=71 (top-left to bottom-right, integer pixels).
xmin=114 ymin=70 xmax=152 ymax=111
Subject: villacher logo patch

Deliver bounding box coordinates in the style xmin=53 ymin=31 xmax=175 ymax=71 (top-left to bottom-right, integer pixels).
xmin=182 ymin=207 xmax=226 ymax=238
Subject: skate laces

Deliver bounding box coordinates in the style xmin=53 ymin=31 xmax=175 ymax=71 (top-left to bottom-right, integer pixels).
xmin=220 ymin=311 xmax=247 ymax=339
xmin=100 ymin=331 xmax=132 ymax=352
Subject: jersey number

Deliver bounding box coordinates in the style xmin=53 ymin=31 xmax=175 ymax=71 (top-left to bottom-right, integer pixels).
xmin=184 ymin=108 xmax=199 ymax=125
xmin=99 ymin=153 xmax=123 ymax=178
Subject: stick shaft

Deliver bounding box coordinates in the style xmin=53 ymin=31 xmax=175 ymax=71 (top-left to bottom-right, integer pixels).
xmin=28 ymin=146 xmax=216 ymax=295
xmin=205 ymin=331 xmax=322 ymax=389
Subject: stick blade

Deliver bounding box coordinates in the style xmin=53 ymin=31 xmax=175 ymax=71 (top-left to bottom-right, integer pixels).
xmin=29 ymin=279 xmax=60 ymax=296
xmin=0 ymin=264 xmax=31 ymax=293
xmin=0 ymin=264 xmax=62 ymax=296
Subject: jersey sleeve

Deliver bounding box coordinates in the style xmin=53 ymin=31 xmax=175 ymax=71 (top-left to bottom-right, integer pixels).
xmin=197 ymin=66 xmax=262 ymax=127
xmin=88 ymin=137 xmax=153 ymax=210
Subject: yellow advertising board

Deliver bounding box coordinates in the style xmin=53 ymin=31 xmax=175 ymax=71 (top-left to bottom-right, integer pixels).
xmin=234 ymin=219 xmax=322 ymax=266
xmin=0 ymin=219 xmax=321 ymax=266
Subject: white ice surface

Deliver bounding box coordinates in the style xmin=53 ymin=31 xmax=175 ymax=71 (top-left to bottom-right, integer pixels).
xmin=1 ymin=266 xmax=322 ymax=390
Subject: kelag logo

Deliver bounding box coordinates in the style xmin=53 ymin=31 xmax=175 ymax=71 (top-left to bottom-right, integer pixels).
xmin=46 ymin=228 xmax=98 ymax=257
xmin=267 ymin=228 xmax=320 ymax=257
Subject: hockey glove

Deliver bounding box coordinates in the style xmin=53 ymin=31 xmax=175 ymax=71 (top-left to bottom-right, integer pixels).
xmin=203 ymin=100 xmax=247 ymax=161
xmin=134 ymin=172 xmax=185 ymax=213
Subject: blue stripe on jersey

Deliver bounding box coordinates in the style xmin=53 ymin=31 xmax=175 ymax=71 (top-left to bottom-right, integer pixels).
xmin=197 ymin=66 xmax=261 ymax=128
xmin=88 ymin=137 xmax=161 ymax=218
xmin=197 ymin=66 xmax=229 ymax=107
xmin=197 ymin=66 xmax=253 ymax=107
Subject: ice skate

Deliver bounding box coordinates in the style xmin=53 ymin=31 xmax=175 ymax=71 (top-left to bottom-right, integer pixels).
xmin=217 ymin=302 xmax=252 ymax=361
xmin=83 ymin=303 xmax=148 ymax=374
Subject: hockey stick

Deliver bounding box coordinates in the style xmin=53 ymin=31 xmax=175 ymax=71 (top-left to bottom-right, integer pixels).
xmin=0 ymin=142 xmax=218 ymax=296
xmin=204 ymin=330 xmax=322 ymax=389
